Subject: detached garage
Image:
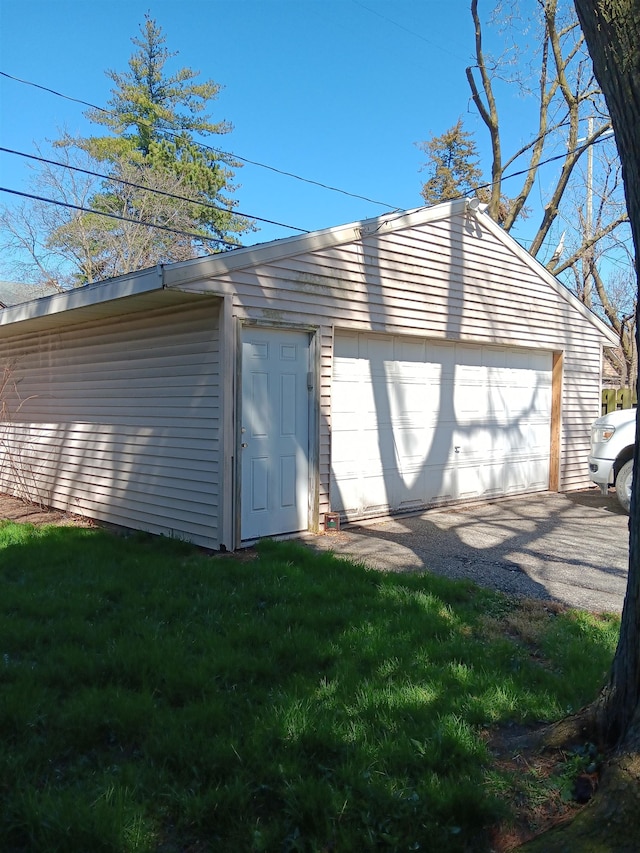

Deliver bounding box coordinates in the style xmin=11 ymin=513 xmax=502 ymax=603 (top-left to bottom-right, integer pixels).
xmin=0 ymin=199 xmax=616 ymax=549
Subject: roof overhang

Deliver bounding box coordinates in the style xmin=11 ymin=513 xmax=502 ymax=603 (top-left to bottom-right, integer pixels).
xmin=161 ymin=199 xmax=469 ymax=288
xmin=472 ymin=211 xmax=619 ymax=347
xmin=0 ymin=197 xmax=619 ymax=347
xmin=0 ymin=267 xmax=164 ymax=331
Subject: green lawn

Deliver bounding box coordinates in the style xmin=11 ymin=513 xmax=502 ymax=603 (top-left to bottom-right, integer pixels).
xmin=0 ymin=521 xmax=619 ymax=852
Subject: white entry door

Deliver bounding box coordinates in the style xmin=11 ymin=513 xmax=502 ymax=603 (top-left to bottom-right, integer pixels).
xmin=241 ymin=327 xmax=310 ymax=540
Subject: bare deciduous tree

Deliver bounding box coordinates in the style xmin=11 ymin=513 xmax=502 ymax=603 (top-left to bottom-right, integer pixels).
xmin=0 ymin=142 xmax=219 ymax=288
xmin=464 ymin=0 xmax=632 ymax=383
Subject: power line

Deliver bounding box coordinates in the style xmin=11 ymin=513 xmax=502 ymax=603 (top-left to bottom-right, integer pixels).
xmin=0 ymin=69 xmax=622 ymax=263
xmin=0 ymin=186 xmax=244 ymax=250
xmin=0 ymin=133 xmax=618 ymax=256
xmin=0 ymin=71 xmax=102 ymax=112
xmin=0 ymin=70 xmax=401 ymax=211
xmin=351 ymin=0 xmax=467 ymax=62
xmin=0 ymin=146 xmax=310 ymax=234
xmin=1 ymin=69 xmax=616 ymax=222
xmin=466 ymin=132 xmax=616 ymax=197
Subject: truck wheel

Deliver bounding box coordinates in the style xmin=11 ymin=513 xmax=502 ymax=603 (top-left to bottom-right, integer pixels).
xmin=615 ymin=459 xmax=633 ymax=514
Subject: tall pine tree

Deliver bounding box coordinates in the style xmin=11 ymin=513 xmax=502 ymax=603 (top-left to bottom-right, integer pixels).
xmin=46 ymin=14 xmax=252 ymax=284
xmin=417 ymin=119 xmax=483 ymax=205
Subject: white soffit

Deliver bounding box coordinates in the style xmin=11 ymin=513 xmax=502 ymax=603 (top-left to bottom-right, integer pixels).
xmin=0 ymin=273 xmax=217 ymax=336
xmin=0 ymin=267 xmax=164 ymax=329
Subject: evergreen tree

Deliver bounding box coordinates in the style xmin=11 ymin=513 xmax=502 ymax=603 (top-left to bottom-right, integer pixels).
xmin=85 ymin=15 xmax=249 ymax=240
xmin=43 ymin=14 xmax=252 ymax=283
xmin=417 ymin=119 xmax=483 ymax=205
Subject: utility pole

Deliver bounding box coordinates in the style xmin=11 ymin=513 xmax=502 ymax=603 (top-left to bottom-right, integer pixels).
xmin=583 ymin=116 xmax=593 ymax=308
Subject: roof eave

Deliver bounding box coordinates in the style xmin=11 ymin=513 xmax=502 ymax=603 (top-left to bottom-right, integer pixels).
xmin=162 ymin=199 xmax=469 ymax=288
xmin=0 ymin=267 xmax=164 ymax=329
xmin=469 ymin=211 xmax=620 ymax=347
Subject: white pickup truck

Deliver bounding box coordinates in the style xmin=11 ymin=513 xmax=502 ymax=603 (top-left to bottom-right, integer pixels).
xmin=589 ymin=407 xmax=637 ymax=513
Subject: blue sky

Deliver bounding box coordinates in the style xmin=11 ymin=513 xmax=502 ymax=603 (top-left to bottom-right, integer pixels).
xmin=0 ymin=0 xmax=571 ymax=252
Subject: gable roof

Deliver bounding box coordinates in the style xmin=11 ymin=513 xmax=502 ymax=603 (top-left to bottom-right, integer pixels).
xmin=161 ymin=198 xmax=619 ymax=346
xmin=0 ymin=199 xmax=619 ymax=345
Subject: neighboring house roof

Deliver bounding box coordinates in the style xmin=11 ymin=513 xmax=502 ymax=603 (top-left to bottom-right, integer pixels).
xmin=0 ymin=199 xmax=620 ymax=346
xmin=0 ymin=280 xmax=59 ymax=308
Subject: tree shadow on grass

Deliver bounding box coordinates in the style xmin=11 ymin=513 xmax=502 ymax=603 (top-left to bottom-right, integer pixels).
xmin=0 ymin=523 xmax=620 ymax=852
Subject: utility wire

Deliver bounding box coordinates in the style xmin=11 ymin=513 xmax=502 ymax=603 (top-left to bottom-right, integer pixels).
xmin=466 ymin=132 xmax=615 ymax=197
xmin=0 ymin=71 xmax=621 ymax=260
xmin=0 ymin=132 xmax=615 ymax=238
xmin=351 ymin=0 xmax=467 ymax=62
xmin=0 ymin=146 xmax=310 ymax=233
xmin=0 ymin=186 xmax=244 ymax=250
xmin=0 ymin=70 xmax=401 ymax=211
xmin=0 ymin=71 xmax=100 ymax=112
xmin=0 ymin=70 xmax=616 ymax=218
xmin=0 ymin=133 xmax=619 ymax=257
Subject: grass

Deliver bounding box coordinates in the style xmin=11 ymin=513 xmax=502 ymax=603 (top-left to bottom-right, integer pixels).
xmin=0 ymin=521 xmax=620 ymax=852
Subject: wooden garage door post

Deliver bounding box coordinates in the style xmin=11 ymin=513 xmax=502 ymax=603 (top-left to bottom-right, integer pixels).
xmin=549 ymin=351 xmax=563 ymax=492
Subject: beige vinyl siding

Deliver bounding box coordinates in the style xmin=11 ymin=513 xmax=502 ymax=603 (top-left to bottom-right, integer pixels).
xmin=0 ymin=203 xmax=609 ymax=547
xmin=0 ymin=296 xmax=221 ymax=548
xmin=175 ymin=209 xmax=605 ymax=498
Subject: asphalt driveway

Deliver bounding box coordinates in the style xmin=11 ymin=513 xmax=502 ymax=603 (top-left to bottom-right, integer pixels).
xmin=308 ymin=490 xmax=629 ymax=613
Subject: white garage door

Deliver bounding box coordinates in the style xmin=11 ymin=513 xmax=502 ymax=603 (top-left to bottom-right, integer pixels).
xmin=331 ymin=333 xmax=552 ymax=518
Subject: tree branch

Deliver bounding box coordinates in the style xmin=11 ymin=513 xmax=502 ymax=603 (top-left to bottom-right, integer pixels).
xmin=466 ymin=0 xmax=502 ymax=220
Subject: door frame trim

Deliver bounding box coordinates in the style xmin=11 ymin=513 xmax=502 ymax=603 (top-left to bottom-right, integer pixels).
xmin=235 ymin=320 xmax=320 ymax=546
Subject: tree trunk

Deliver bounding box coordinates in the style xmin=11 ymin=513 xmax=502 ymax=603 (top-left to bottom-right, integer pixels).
xmin=520 ymin=750 xmax=640 ymax=851
xmin=573 ymin=0 xmax=640 ymax=748
xmin=518 ymin=2 xmax=640 ymax=846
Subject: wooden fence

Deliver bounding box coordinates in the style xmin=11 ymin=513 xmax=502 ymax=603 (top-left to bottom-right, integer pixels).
xmin=602 ymin=388 xmax=638 ymax=414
